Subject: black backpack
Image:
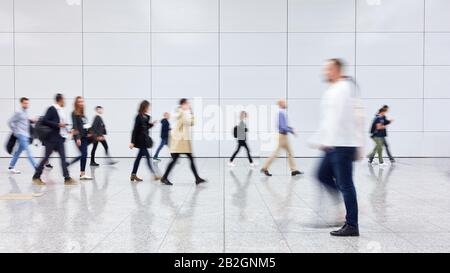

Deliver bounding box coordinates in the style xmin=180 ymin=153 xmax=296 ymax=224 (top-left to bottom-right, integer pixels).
xmin=34 ymin=117 xmax=53 ymax=142
xmin=233 ymin=126 xmax=238 ymax=138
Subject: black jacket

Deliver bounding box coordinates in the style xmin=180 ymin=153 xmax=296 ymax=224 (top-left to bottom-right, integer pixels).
xmin=42 ymin=106 xmax=64 ymax=143
xmin=160 ymin=118 xmax=170 ymax=139
xmin=72 ymin=112 xmax=88 ymax=141
xmin=131 ymin=114 xmax=154 ymax=149
xmin=91 ymin=115 xmax=107 ymax=137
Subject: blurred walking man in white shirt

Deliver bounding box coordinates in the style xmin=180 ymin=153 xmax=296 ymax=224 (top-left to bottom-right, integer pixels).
xmin=313 ymin=59 xmax=365 ymax=237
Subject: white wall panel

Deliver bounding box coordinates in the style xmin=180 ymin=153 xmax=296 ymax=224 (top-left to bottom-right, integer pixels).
xmin=84 ymin=66 xmax=151 ymax=99
xmin=83 ymin=0 xmax=151 ymax=32
xmin=425 ymin=33 xmax=450 ymax=65
xmin=220 ymin=0 xmax=286 ymax=32
xmin=357 ymin=66 xmax=423 ymax=99
xmin=152 ymin=33 xmax=218 ymax=65
xmin=0 ymin=0 xmax=13 ymax=32
xmin=356 ymin=0 xmax=424 ymax=32
xmin=289 ymin=0 xmax=355 ymax=32
xmin=15 ymin=66 xmax=82 ymax=99
xmin=221 ymin=33 xmax=286 ymax=65
xmin=288 ymin=33 xmax=355 ymax=65
xmin=14 ymin=0 xmax=82 ymax=32
xmin=83 ymin=33 xmax=151 ymax=65
xmin=152 ymin=67 xmax=218 ymax=98
xmin=356 ymin=33 xmax=423 ymax=65
xmin=425 ymin=0 xmax=450 ymax=32
xmin=424 ymin=100 xmax=450 ymax=132
xmin=220 ymin=67 xmax=285 ymax=99
xmin=15 ymin=33 xmax=82 ymax=65
xmin=0 ymin=33 xmax=14 ymax=65
xmin=0 ymin=67 xmax=14 ymax=99
xmin=424 ymin=66 xmax=450 ymax=98
xmin=152 ymin=0 xmax=218 ymax=32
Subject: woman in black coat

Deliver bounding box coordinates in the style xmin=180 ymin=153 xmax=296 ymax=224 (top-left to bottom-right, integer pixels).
xmin=129 ymin=100 xmax=160 ymax=182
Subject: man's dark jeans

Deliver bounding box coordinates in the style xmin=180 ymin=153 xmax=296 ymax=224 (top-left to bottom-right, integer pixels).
xmin=317 ymin=147 xmax=358 ymax=227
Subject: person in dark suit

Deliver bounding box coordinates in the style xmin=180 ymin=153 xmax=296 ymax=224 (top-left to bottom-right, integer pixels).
xmin=129 ymin=100 xmax=160 ymax=182
xmin=32 ymin=94 xmax=77 ymax=186
xmin=90 ymin=106 xmax=117 ymax=166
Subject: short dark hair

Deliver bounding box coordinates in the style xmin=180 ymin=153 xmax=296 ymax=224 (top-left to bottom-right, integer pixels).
xmin=179 ymin=98 xmax=188 ymax=105
xmin=20 ymin=97 xmax=29 ymax=103
xmin=382 ymin=105 xmax=389 ymax=110
xmin=95 ymin=106 xmax=103 ymax=110
xmin=329 ymin=58 xmax=344 ymax=71
xmin=55 ymin=93 xmax=64 ymax=102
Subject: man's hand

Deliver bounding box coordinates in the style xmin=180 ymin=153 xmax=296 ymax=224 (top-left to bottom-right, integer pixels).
xmin=76 ymin=139 xmax=81 ymax=146
xmin=129 ymin=143 xmax=134 ymax=149
xmin=58 ymin=123 xmax=66 ymax=128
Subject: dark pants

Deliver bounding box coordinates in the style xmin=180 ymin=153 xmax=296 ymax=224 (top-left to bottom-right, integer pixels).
xmin=153 ymin=137 xmax=168 ymax=159
xmin=132 ymin=148 xmax=155 ymax=175
xmin=33 ymin=138 xmax=70 ymax=179
xmin=162 ymin=153 xmax=200 ymax=180
xmin=69 ymin=137 xmax=89 ymax=172
xmin=230 ymin=140 xmax=253 ymax=163
xmin=317 ymin=147 xmax=358 ymax=227
xmin=383 ymin=138 xmax=394 ymax=160
xmin=91 ymin=139 xmax=109 ymax=163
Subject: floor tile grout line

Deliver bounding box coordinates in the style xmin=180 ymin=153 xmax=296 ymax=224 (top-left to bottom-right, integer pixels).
xmin=88 ymin=212 xmax=133 ymax=253
xmin=155 ymin=184 xmax=196 ymax=253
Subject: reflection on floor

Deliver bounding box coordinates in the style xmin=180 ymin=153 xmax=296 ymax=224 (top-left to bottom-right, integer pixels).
xmin=1 ymin=157 xmax=450 ymax=253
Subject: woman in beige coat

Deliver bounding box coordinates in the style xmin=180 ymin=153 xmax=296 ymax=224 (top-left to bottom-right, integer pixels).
xmin=160 ymin=98 xmax=206 ymax=186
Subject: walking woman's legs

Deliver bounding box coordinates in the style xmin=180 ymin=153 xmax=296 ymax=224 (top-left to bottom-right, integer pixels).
xmin=162 ymin=153 xmax=180 ymax=179
xmin=142 ymin=148 xmax=156 ymax=174
xmin=132 ymin=148 xmax=145 ymax=175
xmin=186 ymin=153 xmax=200 ymax=179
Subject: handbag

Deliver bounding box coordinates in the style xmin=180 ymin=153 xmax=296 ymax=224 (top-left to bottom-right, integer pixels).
xmin=6 ymin=133 xmax=17 ymax=155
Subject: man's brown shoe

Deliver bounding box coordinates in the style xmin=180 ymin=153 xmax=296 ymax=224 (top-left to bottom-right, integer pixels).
xmin=32 ymin=178 xmax=46 ymax=186
xmin=64 ymin=178 xmax=78 ymax=186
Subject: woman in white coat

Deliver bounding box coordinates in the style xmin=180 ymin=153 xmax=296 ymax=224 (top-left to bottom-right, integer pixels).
xmin=160 ymin=98 xmax=206 ymax=186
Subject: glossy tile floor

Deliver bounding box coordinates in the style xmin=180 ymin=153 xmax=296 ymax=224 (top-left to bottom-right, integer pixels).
xmin=1 ymin=157 xmax=450 ymax=253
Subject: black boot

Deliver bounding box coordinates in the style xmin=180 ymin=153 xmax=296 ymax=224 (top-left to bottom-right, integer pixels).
xmin=195 ymin=177 xmax=206 ymax=185
xmin=160 ymin=177 xmax=173 ymax=186
xmin=90 ymin=161 xmax=100 ymax=167
xmin=330 ymin=224 xmax=359 ymax=237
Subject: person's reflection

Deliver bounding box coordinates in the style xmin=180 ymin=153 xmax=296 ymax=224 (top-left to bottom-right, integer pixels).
xmin=230 ymin=169 xmax=252 ymax=219
xmin=369 ymin=165 xmax=395 ymax=223
xmin=130 ymin=182 xmax=159 ymax=252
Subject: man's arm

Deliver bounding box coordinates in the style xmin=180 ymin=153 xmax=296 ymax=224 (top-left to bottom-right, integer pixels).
xmin=279 ymin=112 xmax=294 ymax=134
xmin=42 ymin=107 xmax=60 ymax=129
xmin=8 ymin=112 xmax=19 ymax=133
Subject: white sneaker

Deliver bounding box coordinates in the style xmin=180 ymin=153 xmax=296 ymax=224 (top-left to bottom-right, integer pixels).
xmin=80 ymin=175 xmax=93 ymax=181
xmin=250 ymin=162 xmax=258 ymax=168
xmin=8 ymin=168 xmax=21 ymax=174
xmin=228 ymin=161 xmax=236 ymax=167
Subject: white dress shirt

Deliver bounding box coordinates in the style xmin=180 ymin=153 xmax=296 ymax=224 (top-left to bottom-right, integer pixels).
xmin=53 ymin=104 xmax=68 ymax=138
xmin=313 ymin=79 xmax=365 ymax=148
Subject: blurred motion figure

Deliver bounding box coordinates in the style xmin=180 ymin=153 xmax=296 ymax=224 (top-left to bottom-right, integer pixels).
xmin=312 ymin=59 xmax=365 ymax=237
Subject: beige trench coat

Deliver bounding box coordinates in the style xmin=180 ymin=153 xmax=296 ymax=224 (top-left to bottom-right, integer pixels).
xmin=169 ymin=107 xmax=194 ymax=154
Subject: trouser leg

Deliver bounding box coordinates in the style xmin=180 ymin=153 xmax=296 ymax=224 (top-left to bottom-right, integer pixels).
xmin=230 ymin=142 xmax=242 ymax=162
xmin=186 ymin=153 xmax=200 ymax=179
xmin=132 ymin=149 xmax=144 ymax=174
xmin=241 ymin=141 xmax=253 ymax=163
xmin=162 ymin=153 xmax=180 ymax=179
